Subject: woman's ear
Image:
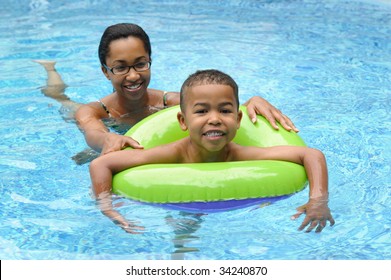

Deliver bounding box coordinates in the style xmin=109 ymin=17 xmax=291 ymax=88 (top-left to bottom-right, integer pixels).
xmin=177 ymin=111 xmax=188 ymax=131
xmin=237 ymin=109 xmax=243 ymax=129
xmin=101 ymin=65 xmax=110 ymax=80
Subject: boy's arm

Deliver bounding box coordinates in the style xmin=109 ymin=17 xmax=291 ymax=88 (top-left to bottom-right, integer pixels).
xmin=89 ymin=149 xmax=145 ymax=233
xmin=95 ymin=191 xmax=144 ymax=234
xmin=289 ymin=148 xmax=335 ymax=233
xmin=89 ymin=145 xmax=180 ymax=233
xmin=238 ymin=145 xmax=334 ymax=232
xmin=90 ymin=145 xmax=180 ymax=195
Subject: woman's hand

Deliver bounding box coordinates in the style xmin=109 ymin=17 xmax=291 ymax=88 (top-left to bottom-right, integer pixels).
xmin=291 ymin=198 xmax=335 ymax=233
xmin=244 ymin=96 xmax=299 ymax=132
xmin=101 ymin=133 xmax=143 ymax=155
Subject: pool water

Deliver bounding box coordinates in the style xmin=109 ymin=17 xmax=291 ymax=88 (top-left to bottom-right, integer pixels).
xmin=0 ymin=0 xmax=390 ymax=260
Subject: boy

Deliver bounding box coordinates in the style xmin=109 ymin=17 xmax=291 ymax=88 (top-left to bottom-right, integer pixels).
xmin=90 ymin=69 xmax=334 ymax=234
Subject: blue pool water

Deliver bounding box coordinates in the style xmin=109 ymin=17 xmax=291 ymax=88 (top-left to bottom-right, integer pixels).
xmin=0 ymin=0 xmax=390 ymax=260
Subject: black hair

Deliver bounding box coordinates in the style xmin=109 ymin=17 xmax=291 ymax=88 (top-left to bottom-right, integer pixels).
xmin=180 ymin=69 xmax=239 ymax=111
xmin=98 ymin=23 xmax=151 ymax=66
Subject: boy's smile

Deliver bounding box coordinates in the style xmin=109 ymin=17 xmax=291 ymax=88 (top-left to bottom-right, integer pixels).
xmin=178 ymin=84 xmax=242 ymax=159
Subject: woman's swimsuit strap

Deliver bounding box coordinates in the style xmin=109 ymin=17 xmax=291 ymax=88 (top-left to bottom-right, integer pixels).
xmin=98 ymin=100 xmax=112 ymax=118
xmin=163 ymin=91 xmax=168 ymax=107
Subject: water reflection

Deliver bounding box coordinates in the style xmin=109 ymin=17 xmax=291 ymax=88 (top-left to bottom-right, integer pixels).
xmin=165 ymin=212 xmax=205 ymax=260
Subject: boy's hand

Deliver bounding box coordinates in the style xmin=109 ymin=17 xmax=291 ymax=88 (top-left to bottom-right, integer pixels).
xmin=97 ymin=192 xmax=145 ymax=234
xmin=291 ymin=198 xmax=335 ymax=233
xmin=102 ymin=209 xmax=145 ymax=234
xmin=119 ymin=222 xmax=145 ymax=234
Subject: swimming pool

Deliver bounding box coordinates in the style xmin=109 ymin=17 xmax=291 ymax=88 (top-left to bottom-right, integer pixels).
xmin=0 ymin=0 xmax=390 ymax=260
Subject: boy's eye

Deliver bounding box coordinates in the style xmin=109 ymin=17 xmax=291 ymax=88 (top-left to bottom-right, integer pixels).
xmin=195 ymin=109 xmax=207 ymax=114
xmin=221 ymin=108 xmax=232 ymax=114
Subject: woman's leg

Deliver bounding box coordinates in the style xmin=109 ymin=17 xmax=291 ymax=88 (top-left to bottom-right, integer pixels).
xmin=34 ymin=60 xmax=81 ymax=113
xmin=33 ymin=60 xmax=65 ymax=86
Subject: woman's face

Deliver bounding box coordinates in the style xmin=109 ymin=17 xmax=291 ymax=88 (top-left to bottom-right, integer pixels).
xmin=102 ymin=36 xmax=151 ymax=102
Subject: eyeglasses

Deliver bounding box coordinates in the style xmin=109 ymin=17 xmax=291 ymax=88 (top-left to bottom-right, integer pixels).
xmin=103 ymin=61 xmax=151 ymax=75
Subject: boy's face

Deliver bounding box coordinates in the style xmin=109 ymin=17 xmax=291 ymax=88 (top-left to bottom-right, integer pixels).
xmin=177 ymin=84 xmax=242 ymax=152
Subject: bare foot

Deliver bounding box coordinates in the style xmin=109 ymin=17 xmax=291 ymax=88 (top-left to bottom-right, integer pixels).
xmin=33 ymin=59 xmax=66 ymax=87
xmin=32 ymin=59 xmax=57 ymax=71
xmin=33 ymin=59 xmax=81 ymax=119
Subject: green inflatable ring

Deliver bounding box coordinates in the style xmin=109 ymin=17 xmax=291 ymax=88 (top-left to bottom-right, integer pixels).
xmin=113 ymin=105 xmax=308 ymax=212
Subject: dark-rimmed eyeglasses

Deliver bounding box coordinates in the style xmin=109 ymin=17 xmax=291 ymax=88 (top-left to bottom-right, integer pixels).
xmin=103 ymin=61 xmax=151 ymax=75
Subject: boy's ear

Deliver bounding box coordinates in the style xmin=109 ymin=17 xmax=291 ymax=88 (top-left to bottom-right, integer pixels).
xmin=177 ymin=111 xmax=188 ymax=131
xmin=237 ymin=110 xmax=243 ymax=129
xmin=101 ymin=65 xmax=110 ymax=80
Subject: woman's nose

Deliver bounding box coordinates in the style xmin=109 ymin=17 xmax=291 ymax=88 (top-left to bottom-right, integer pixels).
xmin=125 ymin=68 xmax=140 ymax=81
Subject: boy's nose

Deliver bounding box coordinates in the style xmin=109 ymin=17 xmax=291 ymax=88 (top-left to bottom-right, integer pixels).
xmin=208 ymin=112 xmax=221 ymax=125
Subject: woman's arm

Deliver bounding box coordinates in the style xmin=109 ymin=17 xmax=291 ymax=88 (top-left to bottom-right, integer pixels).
xmin=75 ymin=103 xmax=143 ymax=154
xmin=243 ymin=96 xmax=299 ymax=132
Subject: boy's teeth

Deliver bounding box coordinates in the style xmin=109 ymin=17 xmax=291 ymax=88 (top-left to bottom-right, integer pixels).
xmin=205 ymin=131 xmax=223 ymax=137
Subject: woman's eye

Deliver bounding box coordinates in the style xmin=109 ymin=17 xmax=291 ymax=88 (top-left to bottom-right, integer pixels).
xmin=114 ymin=66 xmax=127 ymax=72
xmin=134 ymin=62 xmax=150 ymax=70
xmin=135 ymin=62 xmax=147 ymax=67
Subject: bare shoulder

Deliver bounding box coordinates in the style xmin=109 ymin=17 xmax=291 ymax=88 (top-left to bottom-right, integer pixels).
xmin=75 ymin=101 xmax=106 ymax=127
xmin=148 ymin=88 xmax=180 ymax=106
xmin=75 ymin=101 xmax=106 ymax=122
xmin=165 ymin=91 xmax=180 ymax=106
